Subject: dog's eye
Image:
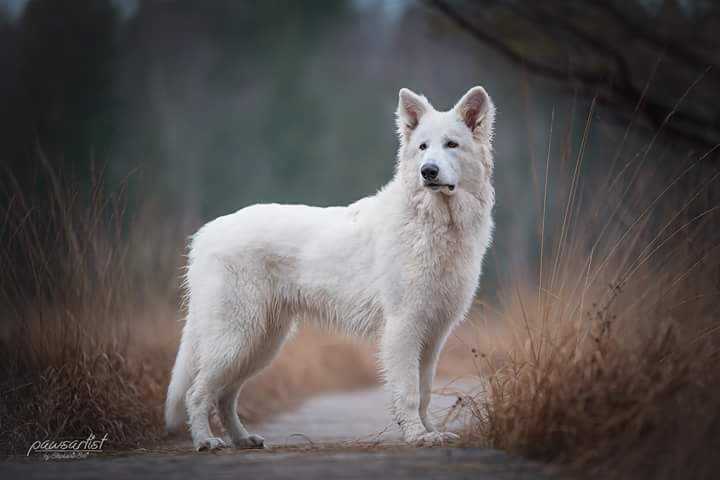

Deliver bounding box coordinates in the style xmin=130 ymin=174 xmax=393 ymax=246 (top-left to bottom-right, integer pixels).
xmin=419 ymin=142 xmax=428 ymax=151
xmin=445 ymin=140 xmax=458 ymax=149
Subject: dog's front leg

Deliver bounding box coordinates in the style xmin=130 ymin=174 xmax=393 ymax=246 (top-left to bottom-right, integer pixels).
xmin=419 ymin=329 xmax=445 ymax=432
xmin=419 ymin=324 xmax=460 ymax=443
xmin=380 ymin=318 xmax=457 ymax=446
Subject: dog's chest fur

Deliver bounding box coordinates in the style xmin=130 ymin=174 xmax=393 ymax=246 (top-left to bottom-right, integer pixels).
xmin=381 ymin=191 xmax=492 ymax=322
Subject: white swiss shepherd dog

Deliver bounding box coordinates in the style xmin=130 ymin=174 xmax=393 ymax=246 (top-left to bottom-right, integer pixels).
xmin=165 ymin=86 xmax=496 ymax=451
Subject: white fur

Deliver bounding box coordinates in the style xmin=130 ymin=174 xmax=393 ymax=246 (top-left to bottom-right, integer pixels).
xmin=165 ymin=86 xmax=496 ymax=450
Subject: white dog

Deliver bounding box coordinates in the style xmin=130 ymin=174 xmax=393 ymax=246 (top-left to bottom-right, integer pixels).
xmin=165 ymin=86 xmax=496 ymax=451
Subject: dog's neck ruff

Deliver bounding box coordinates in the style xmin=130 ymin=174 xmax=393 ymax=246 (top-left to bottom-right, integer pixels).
xmin=395 ymin=178 xmax=493 ymax=234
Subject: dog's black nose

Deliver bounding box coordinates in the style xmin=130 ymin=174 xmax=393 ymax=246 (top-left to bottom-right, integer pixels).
xmin=421 ymin=163 xmax=439 ymax=180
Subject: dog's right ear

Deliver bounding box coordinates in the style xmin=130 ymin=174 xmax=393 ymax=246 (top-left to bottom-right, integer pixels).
xmin=396 ymin=88 xmax=431 ymax=141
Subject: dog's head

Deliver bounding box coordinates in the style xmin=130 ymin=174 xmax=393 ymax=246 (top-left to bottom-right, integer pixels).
xmin=395 ymin=87 xmax=495 ymax=197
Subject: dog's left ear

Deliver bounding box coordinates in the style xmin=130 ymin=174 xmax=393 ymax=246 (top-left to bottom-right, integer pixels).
xmin=454 ymin=86 xmax=495 ymax=141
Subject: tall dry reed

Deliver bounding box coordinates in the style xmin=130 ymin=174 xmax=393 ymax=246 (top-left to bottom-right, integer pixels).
xmin=462 ymin=102 xmax=720 ymax=479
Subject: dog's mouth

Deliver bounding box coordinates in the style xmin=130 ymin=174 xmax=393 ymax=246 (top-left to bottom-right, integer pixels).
xmin=424 ymin=182 xmax=455 ymax=192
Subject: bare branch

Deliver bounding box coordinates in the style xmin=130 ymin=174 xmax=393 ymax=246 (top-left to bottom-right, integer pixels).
xmin=426 ymin=0 xmax=719 ymax=150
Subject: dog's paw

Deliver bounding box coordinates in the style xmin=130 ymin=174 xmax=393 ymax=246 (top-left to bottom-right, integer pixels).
xmin=233 ymin=434 xmax=265 ymax=449
xmin=410 ymin=431 xmax=460 ymax=447
xmin=195 ymin=437 xmax=227 ymax=452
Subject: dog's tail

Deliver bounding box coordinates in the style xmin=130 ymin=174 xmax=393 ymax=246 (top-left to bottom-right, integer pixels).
xmin=165 ymin=322 xmax=195 ymax=433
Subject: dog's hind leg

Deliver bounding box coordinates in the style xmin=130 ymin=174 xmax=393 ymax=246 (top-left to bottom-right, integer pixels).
xmin=217 ymin=314 xmax=293 ymax=449
xmin=187 ymin=264 xmax=294 ymax=450
xmin=185 ymin=269 xmax=288 ymax=451
xmin=186 ymin=322 xmax=249 ymax=451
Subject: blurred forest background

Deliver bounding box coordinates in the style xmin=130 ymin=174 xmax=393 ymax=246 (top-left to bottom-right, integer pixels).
xmin=1 ymin=0 xmax=717 ymax=297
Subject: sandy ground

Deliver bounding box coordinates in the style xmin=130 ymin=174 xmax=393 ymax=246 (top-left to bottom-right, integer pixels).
xmin=1 ymin=382 xmax=564 ymax=479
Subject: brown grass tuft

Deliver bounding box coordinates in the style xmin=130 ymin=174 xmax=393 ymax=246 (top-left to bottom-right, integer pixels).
xmin=460 ymin=107 xmax=720 ymax=479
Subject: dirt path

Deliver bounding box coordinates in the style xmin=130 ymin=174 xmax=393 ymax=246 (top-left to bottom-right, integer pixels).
xmin=257 ymin=381 xmax=468 ymax=446
xmin=1 ymin=383 xmax=563 ymax=479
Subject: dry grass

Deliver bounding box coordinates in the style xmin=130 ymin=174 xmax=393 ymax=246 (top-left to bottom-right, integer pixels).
xmin=459 ymin=108 xmax=720 ymax=479
xmin=0 ymin=164 xmax=376 ymax=454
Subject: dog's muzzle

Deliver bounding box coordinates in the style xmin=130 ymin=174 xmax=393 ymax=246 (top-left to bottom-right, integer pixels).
xmin=420 ymin=162 xmax=455 ymax=192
